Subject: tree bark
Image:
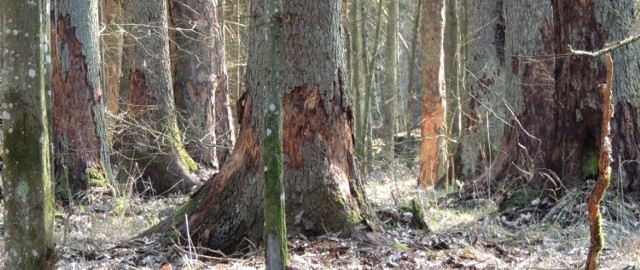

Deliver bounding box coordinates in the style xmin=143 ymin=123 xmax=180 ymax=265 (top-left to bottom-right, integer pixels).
xmin=119 ymin=0 xmax=198 ymax=194
xmin=170 ymin=0 xmax=235 ymax=169
xmin=0 ymin=0 xmax=56 ymax=267
xmin=382 ymin=0 xmax=399 ymax=162
xmin=156 ymin=0 xmax=376 ymax=254
xmin=457 ymin=0 xmax=507 ymax=181
xmin=463 ymin=1 xmax=640 ymax=196
xmin=419 ymin=0 xmax=448 ymax=187
xmin=101 ymin=0 xmax=123 ymax=115
xmin=52 ymin=0 xmax=113 ymax=195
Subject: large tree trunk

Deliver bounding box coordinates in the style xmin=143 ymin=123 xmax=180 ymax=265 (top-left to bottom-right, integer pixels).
xmin=52 ymin=0 xmax=112 ymax=195
xmin=457 ymin=0 xmax=508 ymax=181
xmin=0 ymin=0 xmax=55 ymax=267
xmin=118 ymin=0 xmax=198 ymax=194
xmin=419 ymin=0 xmax=448 ymax=187
xmin=170 ymin=0 xmax=235 ymax=169
xmin=464 ymin=1 xmax=640 ymax=196
xmin=156 ymin=0 xmax=376 ymax=254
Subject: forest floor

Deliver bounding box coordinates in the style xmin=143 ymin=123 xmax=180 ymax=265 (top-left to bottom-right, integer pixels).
xmin=0 ymin=163 xmax=639 ymax=269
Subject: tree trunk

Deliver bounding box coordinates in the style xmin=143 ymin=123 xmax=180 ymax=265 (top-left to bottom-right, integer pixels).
xmin=0 ymin=0 xmax=55 ymax=267
xmin=382 ymin=0 xmax=398 ymax=162
xmin=457 ymin=0 xmax=507 ymax=181
xmin=464 ymin=1 xmax=640 ymax=196
xmin=351 ymin=0 xmax=365 ymax=159
xmin=419 ymin=0 xmax=448 ymax=187
xmin=101 ymin=0 xmax=123 ymax=115
xmin=156 ymin=0 xmax=376 ymax=254
xmin=119 ymin=0 xmax=198 ymax=194
xmin=52 ymin=0 xmax=112 ymax=195
xmin=263 ymin=0 xmax=288 ymax=267
xmin=170 ymin=0 xmax=236 ymax=169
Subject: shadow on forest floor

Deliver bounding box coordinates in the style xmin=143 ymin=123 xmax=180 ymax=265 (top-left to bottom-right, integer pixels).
xmin=0 ymin=163 xmax=639 ymax=269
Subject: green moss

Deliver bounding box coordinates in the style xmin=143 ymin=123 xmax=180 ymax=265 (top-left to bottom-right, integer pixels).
xmin=55 ymin=175 xmax=71 ymax=201
xmin=500 ymin=188 xmax=539 ymax=211
xmin=582 ymin=148 xmax=599 ymax=179
xmin=84 ymin=167 xmax=107 ymax=187
xmin=394 ymin=243 xmax=408 ymax=250
xmin=165 ymin=117 xmax=197 ymax=172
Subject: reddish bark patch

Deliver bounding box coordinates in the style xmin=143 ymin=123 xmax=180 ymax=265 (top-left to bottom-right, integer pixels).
xmin=283 ymin=85 xmax=354 ymax=171
xmin=128 ymin=69 xmax=152 ymax=115
xmin=52 ymin=14 xmax=102 ymax=191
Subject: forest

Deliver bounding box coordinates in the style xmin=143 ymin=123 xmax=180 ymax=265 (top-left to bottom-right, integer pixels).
xmin=0 ymin=0 xmax=639 ymax=269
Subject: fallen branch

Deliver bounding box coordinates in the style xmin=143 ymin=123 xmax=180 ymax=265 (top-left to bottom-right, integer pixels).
xmin=569 ymin=32 xmax=640 ymax=57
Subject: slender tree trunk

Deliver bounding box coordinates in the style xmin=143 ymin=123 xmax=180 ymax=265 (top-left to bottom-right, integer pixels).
xmin=170 ymin=0 xmax=236 ymax=169
xmin=351 ymin=0 xmax=365 ymax=159
xmin=51 ymin=0 xmax=112 ymax=195
xmin=419 ymin=0 xmax=447 ymax=187
xmin=405 ymin=0 xmax=422 ymax=134
xmin=383 ymin=0 xmax=399 ymax=161
xmin=156 ymin=0 xmax=377 ymax=254
xmin=119 ymin=0 xmax=198 ymax=194
xmin=263 ymin=1 xmax=288 ymax=267
xmin=0 ymin=0 xmax=55 ymax=267
xmin=363 ymin=0 xmax=384 ymax=163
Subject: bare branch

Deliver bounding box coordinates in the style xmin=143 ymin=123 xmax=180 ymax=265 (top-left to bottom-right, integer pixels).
xmin=568 ymin=32 xmax=640 ymax=57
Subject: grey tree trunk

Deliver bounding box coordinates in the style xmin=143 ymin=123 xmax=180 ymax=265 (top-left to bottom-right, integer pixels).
xmin=263 ymin=1 xmax=288 ymax=268
xmin=52 ymin=0 xmax=113 ymax=196
xmin=383 ymin=0 xmax=399 ymax=162
xmin=351 ymin=0 xmax=365 ymax=159
xmin=457 ymin=0 xmax=508 ymax=181
xmin=156 ymin=0 xmax=377 ymax=254
xmin=0 ymin=0 xmax=55 ymax=268
xmin=419 ymin=0 xmax=447 ymax=187
xmin=119 ymin=0 xmax=198 ymax=194
xmin=170 ymin=0 xmax=236 ymax=169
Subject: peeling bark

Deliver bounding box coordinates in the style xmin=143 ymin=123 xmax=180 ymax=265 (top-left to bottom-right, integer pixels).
xmin=52 ymin=0 xmax=112 ymax=194
xmin=419 ymin=0 xmax=448 ymax=187
xmin=156 ymin=0 xmax=376 ymax=254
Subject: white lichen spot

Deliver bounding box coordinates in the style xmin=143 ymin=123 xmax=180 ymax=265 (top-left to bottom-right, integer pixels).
xmin=24 ymin=33 xmax=28 ymax=37
xmin=3 ymin=111 xmax=11 ymax=120
xmin=12 ymin=30 xmax=17 ymax=35
xmin=13 ymin=76 xmax=18 ymax=80
xmin=264 ymin=166 xmax=268 ymax=172
xmin=0 ymin=131 xmax=4 ymax=142
xmin=28 ymin=69 xmax=36 ymax=78
xmin=280 ymin=193 xmax=285 ymax=202
xmin=31 ymin=250 xmax=38 ymax=257
xmin=266 ymin=128 xmax=272 ymax=136
xmin=45 ymin=55 xmax=51 ymax=64
xmin=8 ymin=127 xmax=12 ymax=134
xmin=269 ymin=104 xmax=276 ymax=111
xmin=48 ymin=90 xmax=51 ymax=96
xmin=4 ymin=29 xmax=10 ymax=34
xmin=8 ymin=103 xmax=13 ymax=109
xmin=39 ymin=135 xmax=44 ymax=144
xmin=3 ymin=49 xmax=7 ymax=54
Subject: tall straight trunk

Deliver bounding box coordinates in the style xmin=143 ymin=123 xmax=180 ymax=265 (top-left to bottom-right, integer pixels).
xmin=363 ymin=0 xmax=384 ymax=163
xmin=405 ymin=0 xmax=422 ymax=133
xmin=444 ymin=0 xmax=461 ymax=141
xmin=155 ymin=0 xmax=376 ymax=254
xmin=119 ymin=0 xmax=198 ymax=194
xmin=383 ymin=0 xmax=399 ymax=161
xmin=419 ymin=0 xmax=447 ymax=187
xmin=0 ymin=0 xmax=55 ymax=268
xmin=52 ymin=0 xmax=112 ymax=195
xmin=351 ymin=0 xmax=365 ymax=159
xmin=170 ymin=0 xmax=236 ymax=169
xmin=263 ymin=1 xmax=288 ymax=267
xmin=457 ymin=0 xmax=507 ymax=180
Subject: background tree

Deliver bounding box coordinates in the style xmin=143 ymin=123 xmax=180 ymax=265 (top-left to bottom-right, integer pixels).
xmin=419 ymin=0 xmax=447 ymax=187
xmin=0 ymin=0 xmax=55 ymax=267
xmin=52 ymin=0 xmax=113 ymax=195
xmin=118 ymin=0 xmax=198 ymax=194
xmin=382 ymin=0 xmax=399 ymax=162
xmin=170 ymin=0 xmax=235 ymax=169
xmin=155 ymin=0 xmax=376 ymax=253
